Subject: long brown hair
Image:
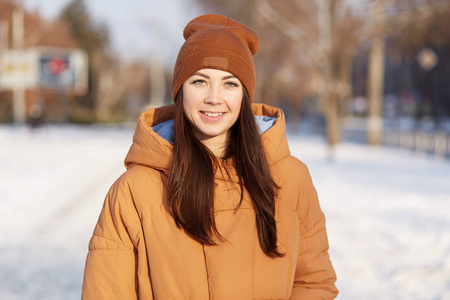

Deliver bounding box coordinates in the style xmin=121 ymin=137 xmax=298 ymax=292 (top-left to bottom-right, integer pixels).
xmin=167 ymin=88 xmax=283 ymax=258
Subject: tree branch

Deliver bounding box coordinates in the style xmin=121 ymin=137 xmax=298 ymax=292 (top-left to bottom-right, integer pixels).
xmin=254 ymin=0 xmax=325 ymax=64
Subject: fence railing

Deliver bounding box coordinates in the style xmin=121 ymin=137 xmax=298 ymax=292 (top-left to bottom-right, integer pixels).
xmin=383 ymin=130 xmax=450 ymax=159
xmin=341 ymin=119 xmax=450 ymax=160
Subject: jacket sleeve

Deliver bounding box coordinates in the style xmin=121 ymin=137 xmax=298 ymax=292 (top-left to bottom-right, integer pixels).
xmin=290 ymin=163 xmax=338 ymax=299
xmin=81 ymin=175 xmax=152 ymax=300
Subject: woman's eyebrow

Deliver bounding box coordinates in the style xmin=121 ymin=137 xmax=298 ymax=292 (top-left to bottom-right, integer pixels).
xmin=192 ymin=72 xmax=209 ymax=79
xmin=191 ymin=73 xmax=237 ymax=80
xmin=222 ymin=75 xmax=237 ymax=80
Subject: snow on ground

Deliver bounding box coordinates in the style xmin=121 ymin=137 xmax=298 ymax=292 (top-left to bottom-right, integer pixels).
xmin=289 ymin=134 xmax=450 ymax=300
xmin=0 ymin=125 xmax=132 ymax=300
xmin=0 ymin=124 xmax=449 ymax=299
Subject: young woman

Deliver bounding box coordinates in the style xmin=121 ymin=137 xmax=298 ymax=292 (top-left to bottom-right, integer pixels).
xmin=82 ymin=14 xmax=338 ymax=299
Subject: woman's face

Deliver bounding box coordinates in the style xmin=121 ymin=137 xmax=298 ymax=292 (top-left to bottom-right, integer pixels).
xmin=182 ymin=68 xmax=243 ymax=147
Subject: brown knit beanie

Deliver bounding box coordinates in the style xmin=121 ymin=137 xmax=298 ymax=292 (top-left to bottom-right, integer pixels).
xmin=172 ymin=14 xmax=259 ymax=103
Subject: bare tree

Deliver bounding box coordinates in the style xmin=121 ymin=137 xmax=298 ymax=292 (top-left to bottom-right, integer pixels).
xmin=95 ymin=60 xmax=150 ymax=121
xmin=254 ymin=0 xmax=363 ymax=152
xmin=59 ymin=0 xmax=110 ymax=119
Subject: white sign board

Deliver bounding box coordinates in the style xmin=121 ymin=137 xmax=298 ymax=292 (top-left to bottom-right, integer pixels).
xmin=0 ymin=49 xmax=39 ymax=89
xmin=0 ymin=47 xmax=88 ymax=94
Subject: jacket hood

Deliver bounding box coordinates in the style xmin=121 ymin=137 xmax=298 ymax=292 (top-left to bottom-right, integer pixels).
xmin=124 ymin=103 xmax=291 ymax=175
xmin=125 ymin=104 xmax=176 ymax=175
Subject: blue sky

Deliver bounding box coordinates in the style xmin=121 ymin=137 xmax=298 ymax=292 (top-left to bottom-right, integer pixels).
xmin=22 ymin=0 xmax=205 ymax=65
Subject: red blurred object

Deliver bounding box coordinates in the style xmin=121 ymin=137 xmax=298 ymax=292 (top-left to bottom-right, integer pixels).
xmin=46 ymin=57 xmax=68 ymax=75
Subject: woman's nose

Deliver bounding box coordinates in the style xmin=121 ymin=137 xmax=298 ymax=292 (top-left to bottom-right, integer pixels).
xmin=205 ymin=84 xmax=222 ymax=105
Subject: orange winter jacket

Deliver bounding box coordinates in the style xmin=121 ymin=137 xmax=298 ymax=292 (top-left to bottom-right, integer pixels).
xmin=81 ymin=103 xmax=338 ymax=300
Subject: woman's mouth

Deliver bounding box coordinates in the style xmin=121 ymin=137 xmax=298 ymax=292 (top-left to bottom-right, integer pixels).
xmin=200 ymin=111 xmax=226 ymax=122
xmin=203 ymin=112 xmax=223 ymax=117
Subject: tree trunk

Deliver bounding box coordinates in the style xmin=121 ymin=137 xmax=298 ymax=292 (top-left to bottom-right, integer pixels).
xmin=325 ymin=90 xmax=341 ymax=145
xmin=367 ymin=0 xmax=386 ymax=146
xmin=318 ymin=0 xmax=338 ymax=149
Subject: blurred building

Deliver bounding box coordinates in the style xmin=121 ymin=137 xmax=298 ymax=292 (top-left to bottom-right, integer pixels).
xmin=0 ymin=0 xmax=88 ymax=123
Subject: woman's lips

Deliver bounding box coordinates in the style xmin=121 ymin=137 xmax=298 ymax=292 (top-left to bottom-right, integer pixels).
xmin=200 ymin=111 xmax=226 ymax=121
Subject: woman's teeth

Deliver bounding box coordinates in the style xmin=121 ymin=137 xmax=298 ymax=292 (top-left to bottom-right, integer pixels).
xmin=204 ymin=112 xmax=223 ymax=117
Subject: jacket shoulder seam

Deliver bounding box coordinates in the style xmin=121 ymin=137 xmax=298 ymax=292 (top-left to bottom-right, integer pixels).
xmin=91 ymin=234 xmax=135 ymax=251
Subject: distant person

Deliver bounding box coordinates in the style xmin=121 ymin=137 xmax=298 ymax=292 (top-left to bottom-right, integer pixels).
xmin=28 ymin=103 xmax=44 ymax=132
xmin=82 ymin=14 xmax=338 ymax=299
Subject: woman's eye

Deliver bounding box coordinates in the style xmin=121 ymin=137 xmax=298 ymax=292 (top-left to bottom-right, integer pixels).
xmin=225 ymin=81 xmax=239 ymax=87
xmin=192 ymin=79 xmax=206 ymax=85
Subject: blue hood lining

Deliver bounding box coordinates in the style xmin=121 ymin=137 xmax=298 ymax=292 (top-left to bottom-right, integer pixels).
xmin=152 ymin=115 xmax=276 ymax=145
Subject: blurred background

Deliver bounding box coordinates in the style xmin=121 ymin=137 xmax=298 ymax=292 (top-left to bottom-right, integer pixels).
xmin=0 ymin=0 xmax=449 ymax=299
xmin=1 ymin=0 xmax=450 ymax=152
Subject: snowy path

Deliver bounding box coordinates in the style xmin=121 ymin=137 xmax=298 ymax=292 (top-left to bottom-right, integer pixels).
xmin=1 ymin=125 xmax=449 ymax=299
